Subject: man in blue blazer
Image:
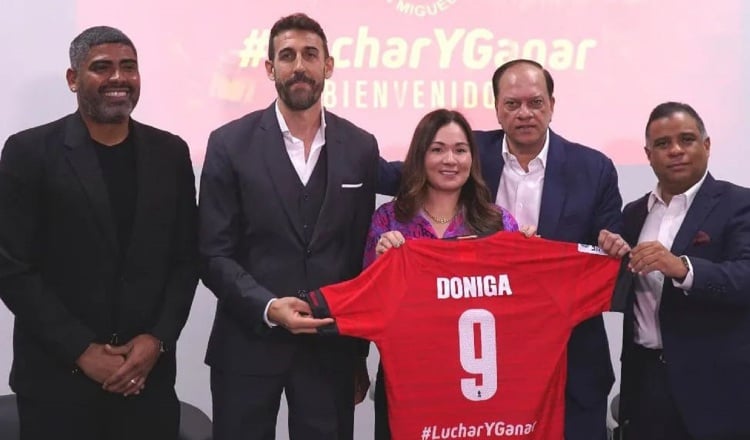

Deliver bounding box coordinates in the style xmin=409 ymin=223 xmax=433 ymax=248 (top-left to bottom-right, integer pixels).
xmin=599 ymin=102 xmax=750 ymax=440
xmin=474 ymin=59 xmax=622 ymax=440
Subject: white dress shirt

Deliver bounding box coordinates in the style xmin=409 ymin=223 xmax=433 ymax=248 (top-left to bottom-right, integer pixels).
xmin=274 ymin=100 xmax=327 ymax=185
xmin=264 ymin=101 xmax=327 ymax=327
xmin=633 ymin=173 xmax=705 ymax=348
xmin=495 ymin=130 xmax=550 ymax=228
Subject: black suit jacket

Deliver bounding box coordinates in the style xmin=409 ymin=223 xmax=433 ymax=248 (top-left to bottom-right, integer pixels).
xmin=0 ymin=112 xmax=199 ymax=400
xmin=474 ymin=129 xmax=623 ymax=411
xmin=200 ymin=103 xmax=379 ymax=374
xmin=619 ymin=174 xmax=750 ymax=439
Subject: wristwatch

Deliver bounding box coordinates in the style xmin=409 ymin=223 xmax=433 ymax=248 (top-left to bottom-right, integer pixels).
xmin=677 ymin=255 xmax=691 ymax=282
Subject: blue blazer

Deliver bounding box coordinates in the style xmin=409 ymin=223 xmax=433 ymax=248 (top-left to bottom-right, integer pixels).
xmin=619 ymin=174 xmax=750 ymax=439
xmin=474 ymin=129 xmax=623 ymax=412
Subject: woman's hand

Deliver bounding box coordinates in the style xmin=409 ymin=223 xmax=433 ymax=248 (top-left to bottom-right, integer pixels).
xmin=375 ymin=231 xmax=406 ymax=258
xmin=519 ymin=225 xmax=538 ymax=238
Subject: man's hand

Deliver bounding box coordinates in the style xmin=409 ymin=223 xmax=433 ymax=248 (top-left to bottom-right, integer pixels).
xmin=102 ymin=334 xmax=162 ymax=396
xmin=629 ymin=241 xmax=688 ymax=279
xmin=598 ymin=229 xmax=631 ymax=258
xmin=267 ymin=297 xmax=334 ymax=334
xmin=75 ymin=343 xmax=126 ymax=384
xmin=354 ymin=357 xmax=371 ymax=404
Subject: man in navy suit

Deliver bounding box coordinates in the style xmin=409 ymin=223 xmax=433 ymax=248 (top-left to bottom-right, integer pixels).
xmin=599 ymin=102 xmax=750 ymax=440
xmin=200 ymin=13 xmax=380 ymax=440
xmin=474 ymin=59 xmax=622 ymax=440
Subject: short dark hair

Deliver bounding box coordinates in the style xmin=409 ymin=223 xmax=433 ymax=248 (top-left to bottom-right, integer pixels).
xmin=645 ymin=101 xmax=707 ymax=141
xmin=69 ymin=26 xmax=136 ymax=70
xmin=491 ymin=59 xmax=554 ymax=104
xmin=394 ymin=109 xmax=505 ymax=235
xmin=268 ymin=13 xmax=329 ymax=60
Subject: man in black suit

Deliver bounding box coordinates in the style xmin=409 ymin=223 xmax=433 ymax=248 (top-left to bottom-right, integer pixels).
xmin=199 ymin=13 xmax=378 ymax=440
xmin=0 ymin=26 xmax=198 ymax=440
xmin=599 ymin=102 xmax=750 ymax=440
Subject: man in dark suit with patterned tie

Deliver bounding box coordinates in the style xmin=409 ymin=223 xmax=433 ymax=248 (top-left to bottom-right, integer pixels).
xmin=599 ymin=102 xmax=750 ymax=440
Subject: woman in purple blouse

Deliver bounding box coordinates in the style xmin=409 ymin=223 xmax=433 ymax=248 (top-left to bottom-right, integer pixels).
xmin=365 ymin=109 xmax=528 ymax=439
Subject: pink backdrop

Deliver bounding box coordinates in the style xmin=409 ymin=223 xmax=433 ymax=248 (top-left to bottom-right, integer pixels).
xmin=77 ymin=0 xmax=742 ymax=166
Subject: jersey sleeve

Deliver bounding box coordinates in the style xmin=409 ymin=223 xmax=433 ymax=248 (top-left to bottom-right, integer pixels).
xmin=566 ymin=244 xmax=621 ymax=326
xmin=307 ymin=246 xmax=408 ymax=342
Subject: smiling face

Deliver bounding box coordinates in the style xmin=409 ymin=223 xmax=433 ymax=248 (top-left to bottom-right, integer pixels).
xmin=265 ymin=29 xmax=332 ymax=112
xmin=424 ymin=121 xmax=472 ymax=194
xmin=67 ymin=43 xmax=140 ymax=124
xmin=645 ymin=111 xmax=710 ymax=199
xmin=494 ymin=63 xmax=554 ymax=154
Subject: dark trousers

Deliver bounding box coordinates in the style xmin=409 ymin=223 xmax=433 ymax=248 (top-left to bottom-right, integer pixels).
xmin=17 ymin=386 xmax=179 ymax=440
xmin=563 ymin=394 xmax=608 ymax=440
xmin=373 ymin=363 xmax=390 ymax=440
xmin=623 ymin=345 xmax=692 ymax=440
xmin=211 ymin=353 xmax=355 ymax=440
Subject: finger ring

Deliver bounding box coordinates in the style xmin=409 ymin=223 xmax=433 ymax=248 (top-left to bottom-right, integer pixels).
xmin=130 ymin=379 xmax=137 ymax=385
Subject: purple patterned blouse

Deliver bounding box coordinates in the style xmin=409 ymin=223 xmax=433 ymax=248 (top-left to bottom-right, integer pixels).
xmin=363 ymin=201 xmax=519 ymax=268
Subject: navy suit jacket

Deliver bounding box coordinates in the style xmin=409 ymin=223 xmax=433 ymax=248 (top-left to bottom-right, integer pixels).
xmin=474 ymin=129 xmax=623 ymax=409
xmin=619 ymin=174 xmax=750 ymax=439
xmin=200 ymin=103 xmax=379 ymax=374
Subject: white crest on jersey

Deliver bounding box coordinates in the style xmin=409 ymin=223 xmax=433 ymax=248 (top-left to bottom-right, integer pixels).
xmin=577 ymin=243 xmax=606 ymax=255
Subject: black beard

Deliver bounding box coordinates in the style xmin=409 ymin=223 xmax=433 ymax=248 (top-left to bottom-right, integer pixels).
xmin=77 ymin=85 xmax=138 ymax=124
xmin=275 ymin=73 xmax=323 ymax=111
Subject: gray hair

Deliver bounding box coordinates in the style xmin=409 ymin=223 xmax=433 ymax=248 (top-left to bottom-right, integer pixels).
xmin=69 ymin=26 xmax=136 ymax=70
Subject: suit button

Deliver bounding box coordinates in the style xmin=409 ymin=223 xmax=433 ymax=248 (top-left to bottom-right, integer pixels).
xmin=303 ymin=224 xmax=308 ymax=229
xmin=306 ymin=249 xmax=312 ymax=256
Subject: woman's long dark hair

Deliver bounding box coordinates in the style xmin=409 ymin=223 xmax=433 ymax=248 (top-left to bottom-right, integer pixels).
xmin=394 ymin=109 xmax=505 ymax=235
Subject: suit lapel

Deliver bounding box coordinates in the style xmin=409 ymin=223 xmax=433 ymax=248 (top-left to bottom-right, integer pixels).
xmin=259 ymin=105 xmax=306 ymax=243
xmin=670 ymin=174 xmax=720 ymax=255
xmin=63 ymin=113 xmax=119 ymax=255
xmin=479 ymin=131 xmax=504 ymax=199
xmin=624 ymin=195 xmax=649 ymax=246
xmin=537 ymin=131 xmax=566 ymax=236
xmin=310 ymin=113 xmax=343 ymax=245
xmin=125 ymin=121 xmax=163 ymax=261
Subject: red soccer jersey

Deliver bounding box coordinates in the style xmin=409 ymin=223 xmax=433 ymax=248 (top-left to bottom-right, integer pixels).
xmin=307 ymin=232 xmax=621 ymax=440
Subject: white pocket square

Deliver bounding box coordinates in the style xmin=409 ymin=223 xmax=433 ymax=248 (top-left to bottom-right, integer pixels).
xmin=341 ymin=183 xmax=363 ymax=188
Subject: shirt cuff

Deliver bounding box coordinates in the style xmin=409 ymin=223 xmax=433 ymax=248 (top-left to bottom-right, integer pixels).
xmin=263 ymin=298 xmax=279 ymax=327
xmin=672 ymin=255 xmax=694 ymax=293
